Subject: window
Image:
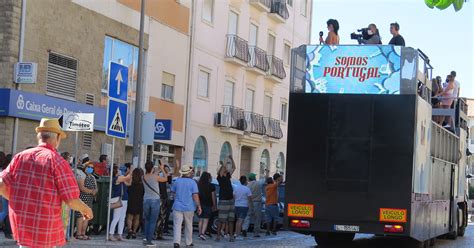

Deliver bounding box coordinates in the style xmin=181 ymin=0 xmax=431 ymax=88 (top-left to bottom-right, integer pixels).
xmin=300 ymin=0 xmax=307 ymax=17
xmin=202 ymin=0 xmax=214 ymax=23
xmin=264 ymin=95 xmax=272 ymax=117
xmin=276 ymin=152 xmax=285 ymax=176
xmin=46 ymin=52 xmax=78 ymax=99
xmin=228 ymin=11 xmax=238 ymax=35
xmin=224 ymin=81 xmax=234 ymax=106
xmin=287 ymin=0 xmax=293 ymax=7
xmin=219 ymin=142 xmax=233 ymax=163
xmin=284 ymin=43 xmax=291 ymax=65
xmin=260 ymin=149 xmax=270 ymax=178
xmin=198 ymin=69 xmax=210 ymax=98
xmin=281 ymin=102 xmax=288 ymax=122
xmin=161 ymin=72 xmax=175 ymax=101
xmin=245 ymin=89 xmax=254 ymax=112
xmin=102 ymin=36 xmax=139 ymax=94
xmin=249 ymin=23 xmax=258 ymax=46
xmin=267 ymin=34 xmax=276 ymax=56
xmin=193 ymin=136 xmax=208 ymax=176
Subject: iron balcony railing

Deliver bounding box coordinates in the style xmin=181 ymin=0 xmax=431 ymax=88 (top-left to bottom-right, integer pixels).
xmin=226 ymin=34 xmax=250 ymax=63
xmin=267 ymin=55 xmax=286 ymax=79
xmin=217 ymin=105 xmax=246 ymax=131
xmin=263 ymin=117 xmax=283 ymax=139
xmin=244 ymin=111 xmax=266 ymax=135
xmin=248 ymin=46 xmax=270 ymax=72
xmin=270 ymin=0 xmax=289 ymax=20
xmin=250 ymin=0 xmax=272 ymax=9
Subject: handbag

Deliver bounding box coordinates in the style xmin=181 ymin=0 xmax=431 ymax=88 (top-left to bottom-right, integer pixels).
xmin=110 ymin=181 xmax=123 ymax=209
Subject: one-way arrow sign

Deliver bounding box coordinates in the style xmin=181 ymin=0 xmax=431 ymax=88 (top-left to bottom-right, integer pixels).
xmin=108 ymin=61 xmax=128 ymax=102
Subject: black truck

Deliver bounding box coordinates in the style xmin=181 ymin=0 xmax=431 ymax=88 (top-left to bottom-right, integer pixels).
xmin=284 ymin=44 xmax=471 ymax=247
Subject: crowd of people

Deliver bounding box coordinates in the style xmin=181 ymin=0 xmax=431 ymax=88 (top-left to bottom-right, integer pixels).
xmin=431 ymin=70 xmax=461 ymax=128
xmin=0 ymin=118 xmax=285 ymax=247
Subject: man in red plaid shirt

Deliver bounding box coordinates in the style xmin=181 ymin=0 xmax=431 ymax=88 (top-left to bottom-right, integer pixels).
xmin=0 ymin=118 xmax=93 ymax=247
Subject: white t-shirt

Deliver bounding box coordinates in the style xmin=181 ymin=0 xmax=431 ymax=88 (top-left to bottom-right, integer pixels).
xmin=234 ymin=184 xmax=252 ymax=207
xmin=453 ymin=80 xmax=460 ymax=97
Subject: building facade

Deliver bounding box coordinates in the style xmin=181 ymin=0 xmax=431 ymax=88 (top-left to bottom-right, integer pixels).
xmin=0 ymin=0 xmax=190 ymax=169
xmin=182 ymin=0 xmax=312 ymax=178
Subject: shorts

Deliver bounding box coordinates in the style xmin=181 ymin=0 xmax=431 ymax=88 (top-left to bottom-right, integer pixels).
xmin=217 ymin=199 xmax=235 ymax=223
xmin=265 ymin=204 xmax=280 ymax=223
xmin=235 ymin=206 xmax=249 ymax=220
xmin=199 ymin=206 xmax=212 ymax=219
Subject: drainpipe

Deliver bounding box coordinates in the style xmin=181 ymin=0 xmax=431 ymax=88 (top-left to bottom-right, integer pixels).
xmin=184 ymin=0 xmax=196 ymax=166
xmin=12 ymin=0 xmax=27 ymax=154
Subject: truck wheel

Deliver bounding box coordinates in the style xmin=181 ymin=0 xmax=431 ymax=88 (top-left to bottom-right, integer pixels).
xmin=313 ymin=232 xmax=355 ymax=246
xmin=458 ymin=205 xmax=466 ymax=237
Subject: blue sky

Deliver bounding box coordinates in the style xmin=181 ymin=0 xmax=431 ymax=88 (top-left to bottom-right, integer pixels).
xmin=311 ymin=0 xmax=473 ymax=98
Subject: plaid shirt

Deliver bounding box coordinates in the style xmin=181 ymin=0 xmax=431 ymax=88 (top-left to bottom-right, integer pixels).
xmin=0 ymin=143 xmax=80 ymax=247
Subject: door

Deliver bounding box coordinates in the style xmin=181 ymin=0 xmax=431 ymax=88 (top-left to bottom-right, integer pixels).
xmin=249 ymin=24 xmax=258 ymax=46
xmin=240 ymin=146 xmax=252 ymax=177
xmin=267 ymin=34 xmax=276 ymax=56
xmin=228 ymin=11 xmax=238 ymax=35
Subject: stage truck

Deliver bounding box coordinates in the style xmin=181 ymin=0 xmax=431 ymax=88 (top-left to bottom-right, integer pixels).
xmin=284 ymin=44 xmax=471 ymax=247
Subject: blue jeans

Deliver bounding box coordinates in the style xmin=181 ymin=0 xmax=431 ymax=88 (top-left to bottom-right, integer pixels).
xmin=143 ymin=198 xmax=161 ymax=241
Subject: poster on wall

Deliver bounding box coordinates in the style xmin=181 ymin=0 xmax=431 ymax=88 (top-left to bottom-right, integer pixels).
xmin=305 ymin=45 xmax=402 ymax=94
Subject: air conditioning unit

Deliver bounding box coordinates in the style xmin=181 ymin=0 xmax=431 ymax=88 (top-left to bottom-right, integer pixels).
xmin=214 ymin=113 xmax=223 ymax=126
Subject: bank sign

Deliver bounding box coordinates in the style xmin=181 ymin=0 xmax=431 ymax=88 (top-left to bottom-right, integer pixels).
xmin=0 ymin=89 xmax=106 ymax=131
xmin=306 ymin=45 xmax=401 ymax=94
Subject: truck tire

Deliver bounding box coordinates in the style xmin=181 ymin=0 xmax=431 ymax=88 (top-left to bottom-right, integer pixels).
xmin=313 ymin=232 xmax=355 ymax=246
xmin=458 ymin=204 xmax=466 ymax=237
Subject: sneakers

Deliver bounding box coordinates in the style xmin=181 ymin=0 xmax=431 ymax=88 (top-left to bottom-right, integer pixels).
xmin=235 ymin=235 xmax=244 ymax=241
xmin=199 ymin=234 xmax=207 ymax=240
xmin=143 ymin=240 xmax=155 ymax=246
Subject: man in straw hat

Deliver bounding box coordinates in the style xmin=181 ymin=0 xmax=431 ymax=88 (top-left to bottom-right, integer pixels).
xmin=0 ymin=118 xmax=93 ymax=247
xmin=171 ymin=164 xmax=202 ymax=248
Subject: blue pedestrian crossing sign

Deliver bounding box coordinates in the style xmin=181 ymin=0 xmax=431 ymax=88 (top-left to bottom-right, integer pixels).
xmin=108 ymin=61 xmax=128 ymax=102
xmin=106 ymin=99 xmax=128 ymax=139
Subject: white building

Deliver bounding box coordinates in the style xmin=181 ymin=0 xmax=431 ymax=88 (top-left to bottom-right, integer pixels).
xmin=182 ymin=0 xmax=312 ymax=178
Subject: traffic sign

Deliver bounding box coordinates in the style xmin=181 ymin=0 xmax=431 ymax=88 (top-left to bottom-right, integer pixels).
xmin=14 ymin=62 xmax=37 ymax=84
xmin=106 ymin=99 xmax=128 ymax=139
xmin=59 ymin=112 xmax=94 ymax=132
xmin=108 ymin=61 xmax=129 ymax=102
xmin=154 ymin=119 xmax=172 ymax=140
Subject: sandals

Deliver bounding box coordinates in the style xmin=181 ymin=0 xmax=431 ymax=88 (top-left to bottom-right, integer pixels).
xmin=76 ymin=235 xmax=90 ymax=240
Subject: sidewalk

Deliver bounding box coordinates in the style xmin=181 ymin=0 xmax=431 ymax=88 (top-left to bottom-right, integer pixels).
xmin=0 ymin=231 xmax=305 ymax=247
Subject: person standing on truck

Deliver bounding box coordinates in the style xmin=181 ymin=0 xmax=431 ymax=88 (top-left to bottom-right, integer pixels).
xmin=216 ymin=156 xmax=236 ymax=242
xmin=358 ymin=24 xmax=382 ymax=44
xmin=265 ymin=173 xmax=283 ymax=236
xmin=319 ymin=19 xmax=340 ymax=45
xmin=388 ymin=22 xmax=405 ymax=46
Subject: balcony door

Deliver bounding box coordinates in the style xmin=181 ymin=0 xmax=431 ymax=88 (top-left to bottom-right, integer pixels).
xmin=224 ymin=81 xmax=234 ymax=106
xmin=228 ymin=11 xmax=238 ymax=35
xmin=249 ymin=24 xmax=258 ymax=46
xmin=267 ymin=34 xmax=276 ymax=56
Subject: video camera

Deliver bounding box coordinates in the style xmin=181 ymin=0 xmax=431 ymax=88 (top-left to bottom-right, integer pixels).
xmin=350 ymin=28 xmax=370 ymax=42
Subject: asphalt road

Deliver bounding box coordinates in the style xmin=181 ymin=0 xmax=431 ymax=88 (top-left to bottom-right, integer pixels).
xmin=1 ymin=223 xmax=472 ymax=247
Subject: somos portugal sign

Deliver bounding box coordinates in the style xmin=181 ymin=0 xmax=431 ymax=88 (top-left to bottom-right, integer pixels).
xmin=306 ymin=45 xmax=402 ymax=94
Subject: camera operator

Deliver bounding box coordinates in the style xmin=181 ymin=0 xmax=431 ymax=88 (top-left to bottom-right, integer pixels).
xmin=357 ymin=24 xmax=381 ymax=45
xmin=319 ymin=19 xmax=340 ymax=45
xmin=388 ymin=22 xmax=405 ymax=46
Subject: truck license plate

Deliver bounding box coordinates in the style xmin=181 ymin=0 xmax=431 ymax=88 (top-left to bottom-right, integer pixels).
xmin=334 ymin=225 xmax=359 ymax=232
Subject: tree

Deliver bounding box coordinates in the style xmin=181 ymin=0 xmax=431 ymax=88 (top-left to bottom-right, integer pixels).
xmin=425 ymin=0 xmax=466 ymax=11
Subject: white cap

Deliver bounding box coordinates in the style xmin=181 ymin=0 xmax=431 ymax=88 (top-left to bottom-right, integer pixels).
xmin=80 ymin=154 xmax=89 ymax=160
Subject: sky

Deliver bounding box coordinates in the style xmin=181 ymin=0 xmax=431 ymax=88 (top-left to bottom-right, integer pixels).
xmin=311 ymin=0 xmax=473 ymax=98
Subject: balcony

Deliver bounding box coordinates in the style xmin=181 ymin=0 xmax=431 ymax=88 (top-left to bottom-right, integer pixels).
xmin=225 ymin=34 xmax=250 ymax=67
xmin=266 ymin=55 xmax=286 ymax=83
xmin=238 ymin=111 xmax=266 ymax=147
xmin=269 ymin=0 xmax=289 ymax=23
xmin=248 ymin=46 xmax=270 ymax=75
xmin=250 ymin=0 xmax=271 ymax=12
xmin=214 ymin=105 xmax=246 ymax=135
xmin=263 ymin=117 xmax=283 ymax=141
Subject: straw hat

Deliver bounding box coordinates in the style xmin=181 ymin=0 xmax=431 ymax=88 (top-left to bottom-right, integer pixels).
xmin=179 ymin=165 xmax=194 ymax=175
xmin=35 ymin=118 xmax=67 ymax=139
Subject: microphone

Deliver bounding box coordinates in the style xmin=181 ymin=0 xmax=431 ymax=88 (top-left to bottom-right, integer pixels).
xmin=319 ymin=31 xmax=324 ymax=44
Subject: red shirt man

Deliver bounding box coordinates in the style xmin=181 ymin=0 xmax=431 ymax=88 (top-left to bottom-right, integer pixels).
xmin=0 ymin=118 xmax=93 ymax=247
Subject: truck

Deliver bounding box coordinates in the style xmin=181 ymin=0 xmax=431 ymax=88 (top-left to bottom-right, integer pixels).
xmin=284 ymin=44 xmax=471 ymax=247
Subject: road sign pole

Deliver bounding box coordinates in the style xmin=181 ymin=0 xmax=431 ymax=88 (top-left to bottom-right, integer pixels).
xmin=69 ymin=131 xmax=79 ymax=240
xmin=132 ymin=0 xmax=146 ymax=168
xmin=105 ymin=137 xmax=115 ymax=241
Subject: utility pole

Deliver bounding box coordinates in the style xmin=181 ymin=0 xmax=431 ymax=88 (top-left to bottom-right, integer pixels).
xmin=132 ymin=0 xmax=146 ymax=168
